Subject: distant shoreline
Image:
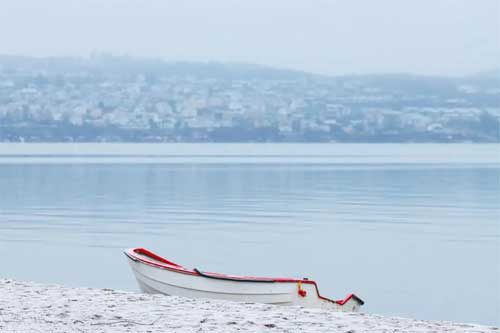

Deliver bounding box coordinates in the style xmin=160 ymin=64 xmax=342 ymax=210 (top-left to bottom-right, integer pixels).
xmin=0 ymin=279 xmax=496 ymax=332
xmin=1 ymin=55 xmax=499 ymax=144
xmin=0 ymin=143 xmax=498 ymax=165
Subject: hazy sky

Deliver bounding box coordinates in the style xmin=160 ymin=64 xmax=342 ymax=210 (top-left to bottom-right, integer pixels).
xmin=1 ymin=0 xmax=498 ymax=76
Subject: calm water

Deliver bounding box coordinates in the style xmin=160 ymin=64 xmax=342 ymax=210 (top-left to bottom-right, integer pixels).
xmin=0 ymin=144 xmax=498 ymax=325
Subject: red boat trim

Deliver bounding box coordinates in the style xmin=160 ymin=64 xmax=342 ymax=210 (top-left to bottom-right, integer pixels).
xmin=125 ymin=248 xmax=198 ymax=276
xmin=194 ymin=268 xmax=275 ymax=283
xmin=133 ymin=248 xmax=182 ymax=267
xmin=125 ymin=247 xmax=364 ymax=306
xmin=335 ymin=293 xmax=365 ymax=306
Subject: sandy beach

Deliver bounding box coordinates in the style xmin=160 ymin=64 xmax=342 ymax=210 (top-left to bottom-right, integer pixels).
xmin=0 ymin=279 xmax=497 ymax=333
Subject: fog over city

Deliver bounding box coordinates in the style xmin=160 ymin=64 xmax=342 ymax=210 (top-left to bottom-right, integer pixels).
xmin=0 ymin=1 xmax=498 ymax=143
xmin=1 ymin=0 xmax=498 ymax=76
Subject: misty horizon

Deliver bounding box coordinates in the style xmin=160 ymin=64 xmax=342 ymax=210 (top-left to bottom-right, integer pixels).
xmin=1 ymin=0 xmax=498 ymax=77
xmin=1 ymin=53 xmax=499 ymax=79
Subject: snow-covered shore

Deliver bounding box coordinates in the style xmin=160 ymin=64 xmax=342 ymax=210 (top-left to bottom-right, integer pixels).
xmin=0 ymin=279 xmax=496 ymax=333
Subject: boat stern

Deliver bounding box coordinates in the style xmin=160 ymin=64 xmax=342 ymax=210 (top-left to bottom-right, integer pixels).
xmin=334 ymin=293 xmax=364 ymax=312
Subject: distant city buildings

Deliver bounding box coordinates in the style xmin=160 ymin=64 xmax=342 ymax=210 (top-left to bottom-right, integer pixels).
xmin=0 ymin=56 xmax=498 ymax=142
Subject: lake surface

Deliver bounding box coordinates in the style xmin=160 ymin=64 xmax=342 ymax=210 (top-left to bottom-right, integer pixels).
xmin=0 ymin=144 xmax=498 ymax=325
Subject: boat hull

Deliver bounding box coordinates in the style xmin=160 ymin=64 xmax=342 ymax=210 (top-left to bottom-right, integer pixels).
xmin=125 ymin=248 xmax=363 ymax=311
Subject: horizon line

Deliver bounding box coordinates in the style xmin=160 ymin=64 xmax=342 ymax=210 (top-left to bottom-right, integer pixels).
xmin=1 ymin=53 xmax=498 ymax=79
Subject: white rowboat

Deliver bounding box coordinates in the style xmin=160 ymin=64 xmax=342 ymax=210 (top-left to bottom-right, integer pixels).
xmin=125 ymin=248 xmax=364 ymax=311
